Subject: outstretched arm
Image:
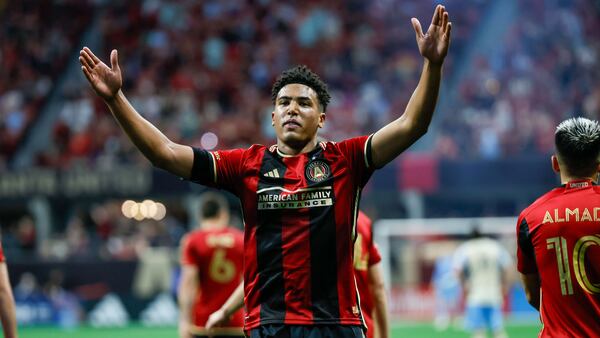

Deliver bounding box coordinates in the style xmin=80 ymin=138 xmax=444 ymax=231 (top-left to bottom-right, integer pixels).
xmin=0 ymin=263 xmax=17 ymax=338
xmin=371 ymin=5 xmax=451 ymax=168
xmin=79 ymin=48 xmax=194 ymax=178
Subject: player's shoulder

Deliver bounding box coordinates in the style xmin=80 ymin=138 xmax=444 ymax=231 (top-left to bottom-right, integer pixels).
xmin=357 ymin=212 xmax=373 ymax=233
xmin=184 ymin=228 xmax=207 ymax=243
xmin=328 ymin=135 xmax=372 ymax=148
xmin=519 ymin=187 xmax=564 ymax=221
xmin=247 ymin=144 xmax=268 ymax=153
xmin=212 ymin=144 xmax=267 ymax=160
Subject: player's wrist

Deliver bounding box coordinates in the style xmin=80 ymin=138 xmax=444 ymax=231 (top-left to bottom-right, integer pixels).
xmin=424 ymin=58 xmax=444 ymax=70
xmin=104 ymin=89 xmax=124 ymax=105
xmin=220 ymin=306 xmax=232 ymax=318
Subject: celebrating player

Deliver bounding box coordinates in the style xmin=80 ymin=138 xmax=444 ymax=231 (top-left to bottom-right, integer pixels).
xmin=80 ymin=5 xmax=451 ymax=337
xmin=517 ymin=117 xmax=600 ymax=337
xmin=0 ymin=243 xmax=18 ymax=338
xmin=178 ymin=193 xmax=244 ymax=338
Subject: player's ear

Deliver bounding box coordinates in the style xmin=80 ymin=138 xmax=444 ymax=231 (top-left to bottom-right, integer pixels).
xmin=318 ymin=112 xmax=326 ymax=128
xmin=551 ymin=155 xmax=560 ymax=173
xmin=271 ymin=111 xmax=275 ymax=126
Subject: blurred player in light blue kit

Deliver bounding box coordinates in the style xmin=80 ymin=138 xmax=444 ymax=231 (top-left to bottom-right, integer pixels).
xmin=431 ymin=253 xmax=460 ymax=331
xmin=453 ymin=227 xmax=511 ymax=338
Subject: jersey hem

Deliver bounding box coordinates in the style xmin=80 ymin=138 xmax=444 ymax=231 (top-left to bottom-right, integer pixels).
xmin=244 ymin=318 xmax=364 ymax=330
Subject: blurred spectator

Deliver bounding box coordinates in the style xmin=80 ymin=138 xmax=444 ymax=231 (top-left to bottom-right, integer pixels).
xmin=14 ymin=272 xmax=53 ymax=325
xmin=16 ymin=216 xmax=36 ymax=254
xmin=36 ymin=0 xmax=488 ymax=167
xmin=435 ymin=0 xmax=600 ymax=158
xmin=0 ymin=0 xmax=91 ymax=164
xmin=44 ymin=269 xmax=83 ymax=328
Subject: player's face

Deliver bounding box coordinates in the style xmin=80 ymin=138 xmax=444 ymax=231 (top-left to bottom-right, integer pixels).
xmin=272 ymin=84 xmax=325 ymax=148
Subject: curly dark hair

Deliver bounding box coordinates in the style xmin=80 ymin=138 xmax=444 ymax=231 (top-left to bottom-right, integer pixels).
xmin=271 ymin=65 xmax=331 ymax=112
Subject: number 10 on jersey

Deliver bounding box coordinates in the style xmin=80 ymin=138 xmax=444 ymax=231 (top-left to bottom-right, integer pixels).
xmin=547 ymin=235 xmax=600 ymax=295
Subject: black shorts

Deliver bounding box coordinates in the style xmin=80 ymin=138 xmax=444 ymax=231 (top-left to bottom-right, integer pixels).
xmin=246 ymin=324 xmax=364 ymax=338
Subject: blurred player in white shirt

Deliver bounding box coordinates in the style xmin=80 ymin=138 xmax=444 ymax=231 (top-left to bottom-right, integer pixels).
xmin=453 ymin=227 xmax=511 ymax=338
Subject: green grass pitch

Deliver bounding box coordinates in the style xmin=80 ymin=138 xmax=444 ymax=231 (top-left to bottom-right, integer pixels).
xmin=19 ymin=322 xmax=541 ymax=338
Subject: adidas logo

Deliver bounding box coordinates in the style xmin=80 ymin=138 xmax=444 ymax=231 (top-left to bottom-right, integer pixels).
xmin=264 ymin=169 xmax=280 ymax=178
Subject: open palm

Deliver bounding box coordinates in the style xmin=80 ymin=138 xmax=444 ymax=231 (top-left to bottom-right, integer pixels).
xmin=79 ymin=47 xmax=122 ymax=100
xmin=412 ymin=5 xmax=452 ymax=64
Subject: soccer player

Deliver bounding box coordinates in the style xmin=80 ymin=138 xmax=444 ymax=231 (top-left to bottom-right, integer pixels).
xmin=0 ymin=243 xmax=18 ymax=338
xmin=517 ymin=117 xmax=600 ymax=337
xmin=353 ymin=211 xmax=389 ymax=338
xmin=205 ymin=211 xmax=389 ymax=338
xmin=178 ymin=192 xmax=244 ymax=338
xmin=79 ymin=5 xmax=451 ymax=337
xmin=453 ymin=227 xmax=511 ymax=338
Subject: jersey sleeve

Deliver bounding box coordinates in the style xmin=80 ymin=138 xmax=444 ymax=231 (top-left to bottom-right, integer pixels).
xmin=190 ymin=147 xmax=245 ymax=193
xmin=369 ymin=243 xmax=382 ymax=266
xmin=180 ymin=234 xmax=197 ymax=266
xmin=516 ymin=214 xmax=538 ymax=274
xmin=337 ymin=134 xmax=375 ymax=188
xmin=0 ymin=243 xmax=5 ymax=262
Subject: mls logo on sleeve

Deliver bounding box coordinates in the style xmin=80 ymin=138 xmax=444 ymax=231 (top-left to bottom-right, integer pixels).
xmin=305 ymin=160 xmax=331 ymax=183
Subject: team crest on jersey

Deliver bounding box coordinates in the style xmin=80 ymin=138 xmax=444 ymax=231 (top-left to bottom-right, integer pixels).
xmin=305 ymin=160 xmax=331 ymax=183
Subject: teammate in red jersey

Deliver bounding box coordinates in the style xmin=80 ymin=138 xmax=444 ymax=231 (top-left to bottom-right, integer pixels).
xmin=178 ymin=192 xmax=244 ymax=338
xmin=353 ymin=212 xmax=388 ymax=338
xmin=0 ymin=243 xmax=18 ymax=338
xmin=517 ymin=117 xmax=600 ymax=337
xmin=80 ymin=5 xmax=451 ymax=337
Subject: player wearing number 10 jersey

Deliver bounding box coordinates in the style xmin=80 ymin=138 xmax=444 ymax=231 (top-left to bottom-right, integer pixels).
xmin=517 ymin=117 xmax=600 ymax=337
xmin=178 ymin=193 xmax=244 ymax=338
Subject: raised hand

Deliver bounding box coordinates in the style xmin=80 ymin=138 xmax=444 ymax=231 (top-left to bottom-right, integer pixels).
xmin=411 ymin=5 xmax=452 ymax=65
xmin=79 ymin=47 xmax=122 ymax=100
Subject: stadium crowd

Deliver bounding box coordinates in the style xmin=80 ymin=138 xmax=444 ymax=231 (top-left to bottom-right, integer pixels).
xmin=1 ymin=0 xmax=596 ymax=271
xmin=436 ymin=0 xmax=600 ymax=159
xmin=0 ymin=0 xmax=91 ymax=168
xmin=33 ymin=0 xmax=486 ymax=167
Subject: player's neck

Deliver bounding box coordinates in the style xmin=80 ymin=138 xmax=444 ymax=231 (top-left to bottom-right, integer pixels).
xmin=560 ymin=173 xmax=599 ymax=185
xmin=276 ymin=139 xmax=318 ymax=156
xmin=201 ymin=219 xmax=226 ymax=229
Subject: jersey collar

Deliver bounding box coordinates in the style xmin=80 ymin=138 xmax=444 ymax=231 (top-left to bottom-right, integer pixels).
xmin=563 ymin=179 xmax=597 ymax=191
xmin=270 ymin=142 xmax=326 ymax=158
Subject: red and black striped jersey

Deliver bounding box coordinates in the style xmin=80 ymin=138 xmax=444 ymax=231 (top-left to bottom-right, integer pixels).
xmin=191 ymin=135 xmax=374 ymax=330
xmin=516 ymin=179 xmax=600 ymax=338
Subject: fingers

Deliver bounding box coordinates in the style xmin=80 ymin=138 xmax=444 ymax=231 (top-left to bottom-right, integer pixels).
xmin=431 ymin=4 xmax=442 ymax=26
xmin=442 ymin=11 xmax=449 ymax=29
xmin=79 ymin=49 xmax=96 ymax=70
xmin=445 ymin=22 xmax=452 ymax=42
xmin=83 ymin=47 xmax=101 ymax=64
xmin=81 ymin=65 xmax=94 ymax=83
xmin=110 ymin=49 xmax=120 ymax=71
xmin=411 ymin=18 xmax=423 ymax=39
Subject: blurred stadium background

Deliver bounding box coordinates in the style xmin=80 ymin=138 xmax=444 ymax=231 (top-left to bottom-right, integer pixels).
xmin=1 ymin=0 xmax=598 ymax=336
